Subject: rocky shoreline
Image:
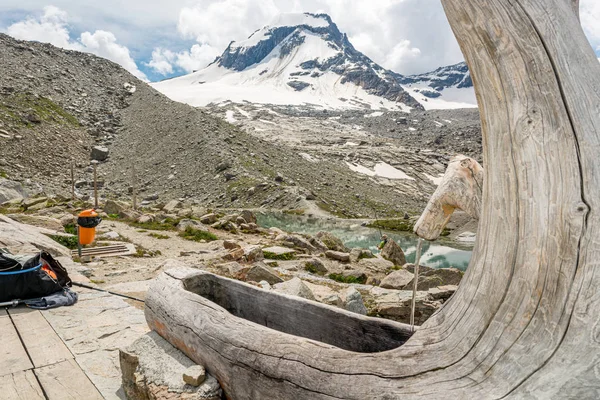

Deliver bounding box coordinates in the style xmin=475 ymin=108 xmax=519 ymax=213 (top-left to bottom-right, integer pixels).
xmin=1 ymin=191 xmax=467 ymax=326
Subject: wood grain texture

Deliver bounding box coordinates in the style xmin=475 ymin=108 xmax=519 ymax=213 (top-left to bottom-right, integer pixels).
xmin=145 ymin=0 xmax=600 ymax=397
xmin=35 ymin=359 xmax=103 ymax=400
xmin=8 ymin=308 xmax=73 ymax=368
xmin=0 ymin=370 xmax=44 ymax=400
xmin=0 ymin=309 xmax=34 ymax=377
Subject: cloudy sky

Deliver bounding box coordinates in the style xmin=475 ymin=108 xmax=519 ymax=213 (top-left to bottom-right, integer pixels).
xmin=1 ymin=0 xmax=599 ymax=82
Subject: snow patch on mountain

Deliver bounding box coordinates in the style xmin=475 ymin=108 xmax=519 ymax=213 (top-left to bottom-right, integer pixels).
xmin=401 ymin=62 xmax=477 ymax=110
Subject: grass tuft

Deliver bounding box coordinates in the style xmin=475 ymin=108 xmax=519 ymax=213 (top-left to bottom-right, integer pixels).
xmin=328 ymin=273 xmax=367 ymax=285
xmin=178 ymin=226 xmax=218 ymax=242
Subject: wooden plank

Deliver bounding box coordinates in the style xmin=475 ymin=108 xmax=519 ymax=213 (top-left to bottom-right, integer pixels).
xmin=8 ymin=308 xmax=73 ymax=368
xmin=35 ymin=359 xmax=103 ymax=400
xmin=0 ymin=370 xmax=45 ymax=400
xmin=0 ymin=309 xmax=33 ymax=376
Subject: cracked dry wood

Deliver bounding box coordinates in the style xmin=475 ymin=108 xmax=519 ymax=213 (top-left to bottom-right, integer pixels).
xmin=145 ymin=0 xmax=600 ymax=398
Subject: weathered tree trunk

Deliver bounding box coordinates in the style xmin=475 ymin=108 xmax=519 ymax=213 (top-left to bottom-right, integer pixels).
xmin=145 ymin=0 xmax=600 ymax=398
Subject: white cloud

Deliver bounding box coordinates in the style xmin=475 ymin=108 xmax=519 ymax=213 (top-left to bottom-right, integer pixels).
xmin=147 ymin=44 xmax=220 ymax=75
xmin=6 ymin=6 xmax=147 ymax=80
xmin=6 ymin=6 xmax=72 ymax=49
xmin=1 ymin=1 xmax=598 ymax=80
xmin=581 ymin=0 xmax=600 ymax=51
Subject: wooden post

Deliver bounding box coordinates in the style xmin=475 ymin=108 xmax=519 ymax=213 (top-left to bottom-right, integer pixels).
xmin=93 ymin=162 xmax=98 ymax=209
xmin=144 ymin=0 xmax=600 ymax=398
xmin=409 ymin=238 xmax=423 ymax=331
xmin=70 ymin=164 xmax=75 ymax=200
xmin=132 ymin=163 xmax=137 ymax=210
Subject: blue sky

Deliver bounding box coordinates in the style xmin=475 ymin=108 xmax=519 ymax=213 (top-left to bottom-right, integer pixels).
xmin=1 ymin=0 xmax=598 ymax=82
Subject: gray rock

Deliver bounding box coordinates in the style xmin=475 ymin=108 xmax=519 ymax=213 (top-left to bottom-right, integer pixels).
xmin=325 ymin=250 xmax=350 ymax=262
xmin=163 ymin=199 xmax=182 ymax=213
xmin=120 ymin=331 xmax=222 ymax=400
xmin=244 ymin=262 xmax=283 ymax=284
xmin=273 ymin=278 xmax=315 ymax=301
xmin=243 ymin=245 xmax=264 ymax=262
xmin=304 ymin=258 xmax=327 ymax=274
xmin=316 ymin=231 xmax=348 ymax=252
xmin=341 ymin=287 xmax=367 ymax=315
xmin=223 ymin=240 xmax=241 ymax=250
xmin=380 ymin=269 xmax=414 ymax=289
xmin=369 ymin=287 xmax=440 ymax=325
xmin=183 ymin=365 xmax=206 ymax=387
xmin=91 ymin=146 xmax=109 ymax=161
xmin=343 ymin=269 xmax=368 ymax=280
xmin=281 ymin=234 xmax=317 ymax=253
xmin=200 ymin=213 xmax=218 ymax=224
xmin=137 ymin=214 xmax=154 ymax=224
xmin=103 ymin=199 xmax=129 ymax=216
xmin=357 ymin=257 xmax=394 ymax=278
xmin=380 ymin=239 xmax=407 ymax=266
xmin=262 ymin=246 xmax=296 ymax=260
xmin=214 ymin=262 xmax=245 ymax=277
xmin=240 ymin=210 xmax=257 ymax=224
xmin=22 ymin=196 xmax=47 ymax=209
xmin=176 ymin=219 xmax=206 ymax=232
xmin=404 ymin=264 xmax=464 ymax=289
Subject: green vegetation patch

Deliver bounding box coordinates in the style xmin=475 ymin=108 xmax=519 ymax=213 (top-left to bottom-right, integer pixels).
xmin=179 ymin=226 xmax=218 ymax=242
xmin=64 ymin=224 xmax=77 ymax=235
xmin=47 ymin=234 xmax=79 ymax=249
xmin=328 ymin=273 xmax=367 ymax=285
xmin=131 ymin=218 xmax=180 ymax=231
xmin=367 ymin=219 xmax=414 ymax=232
xmin=148 ymin=233 xmax=170 ymax=240
xmin=0 ymin=93 xmax=79 ymax=127
xmin=263 ymin=251 xmax=295 ymax=261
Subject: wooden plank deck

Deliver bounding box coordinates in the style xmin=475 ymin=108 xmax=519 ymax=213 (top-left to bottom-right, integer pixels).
xmin=0 ymin=309 xmax=33 ymax=376
xmin=1 ymin=307 xmax=104 ymax=399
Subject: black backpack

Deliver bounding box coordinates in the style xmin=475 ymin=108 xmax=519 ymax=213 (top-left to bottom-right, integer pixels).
xmin=0 ymin=251 xmax=72 ymax=302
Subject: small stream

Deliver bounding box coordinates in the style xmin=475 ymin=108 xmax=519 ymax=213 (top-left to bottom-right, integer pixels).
xmin=257 ymin=213 xmax=473 ymax=271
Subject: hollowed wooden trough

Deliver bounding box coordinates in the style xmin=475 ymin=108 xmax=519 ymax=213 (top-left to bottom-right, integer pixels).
xmin=145 ymin=268 xmax=415 ymax=398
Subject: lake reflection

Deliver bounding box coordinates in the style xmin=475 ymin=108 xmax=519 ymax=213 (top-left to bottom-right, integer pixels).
xmin=256 ymin=212 xmax=473 ymax=271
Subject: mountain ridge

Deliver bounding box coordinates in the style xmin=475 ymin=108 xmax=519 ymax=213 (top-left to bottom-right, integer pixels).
xmin=154 ymin=13 xmax=425 ymax=111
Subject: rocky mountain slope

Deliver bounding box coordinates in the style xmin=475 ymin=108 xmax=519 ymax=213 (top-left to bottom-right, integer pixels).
xmin=0 ymin=33 xmax=470 ymax=218
xmin=400 ymin=62 xmax=477 ymax=109
xmin=153 ymin=13 xmax=422 ymax=112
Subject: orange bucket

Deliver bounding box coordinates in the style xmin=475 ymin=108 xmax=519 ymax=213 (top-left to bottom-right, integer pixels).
xmin=77 ymin=209 xmax=101 ymax=245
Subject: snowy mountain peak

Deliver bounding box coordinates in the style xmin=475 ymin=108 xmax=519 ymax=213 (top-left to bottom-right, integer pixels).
xmin=154 ymin=13 xmax=423 ymax=111
xmin=400 ymin=62 xmax=477 ymax=110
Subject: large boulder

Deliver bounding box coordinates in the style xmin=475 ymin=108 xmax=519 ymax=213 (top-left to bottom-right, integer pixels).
xmin=273 ymin=278 xmax=316 ymax=301
xmin=0 ymin=178 xmax=26 ymax=204
xmin=119 ymin=331 xmax=222 ymax=400
xmin=341 ymin=287 xmax=367 ymax=315
xmin=304 ymin=258 xmax=327 ymax=275
xmin=380 ymin=239 xmax=407 ymax=266
xmin=243 ymin=245 xmax=264 ymax=263
xmin=163 ymin=200 xmax=182 ymax=213
xmin=91 ymin=146 xmax=109 ymax=161
xmin=369 ymin=287 xmax=440 ymax=325
xmin=357 ymin=257 xmax=394 ymax=279
xmin=380 ymin=269 xmax=414 ymax=290
xmin=325 ymin=250 xmax=350 ymax=262
xmin=279 ymin=234 xmax=317 ymax=253
xmin=0 ymin=214 xmax=70 ymax=257
xmin=243 ymin=262 xmax=283 ymax=284
xmin=176 ymin=219 xmax=207 ymax=232
xmin=103 ymin=199 xmax=129 ymax=216
xmin=239 ymin=210 xmax=257 ymax=224
xmin=315 ymin=231 xmax=348 ymax=252
xmin=6 ymin=214 xmax=64 ymax=232
xmin=404 ymin=264 xmax=464 ymax=289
